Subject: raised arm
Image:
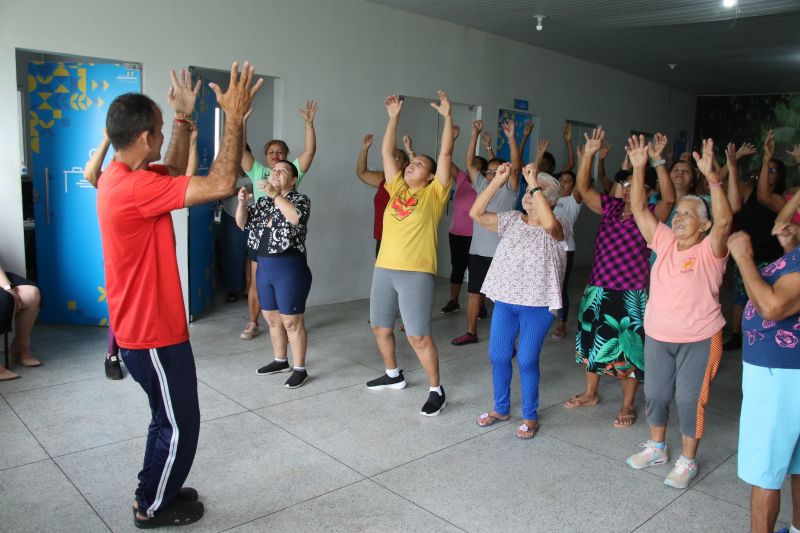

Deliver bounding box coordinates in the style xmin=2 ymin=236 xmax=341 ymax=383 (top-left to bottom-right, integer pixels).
xmin=469 ymin=162 xmax=512 ymax=233
xmin=84 ymin=129 xmax=111 ymax=188
xmin=719 ymin=142 xmax=756 ymax=182
xmin=163 ymin=68 xmax=201 ymax=177
xmin=757 ymin=130 xmax=786 ymax=213
xmin=576 ymin=127 xmax=605 ymax=215
xmin=381 ymin=95 xmax=403 ymax=184
xmin=450 ymin=125 xmax=462 ymax=177
xmin=185 ymin=61 xmax=263 ymax=207
xmin=430 ymin=90 xmax=453 ymax=188
xmin=597 ymin=142 xmax=613 ymax=194
xmin=627 ymin=135 xmax=659 ymax=243
xmin=649 ymin=133 xmax=675 ymax=222
xmin=466 ymin=120 xmax=483 ymax=182
xmin=520 ymin=121 xmax=533 ymax=164
xmin=186 ymin=126 xmax=199 ymax=176
xmin=562 ymin=122 xmax=575 ymax=172
xmin=695 ymin=138 xmax=733 ymax=258
xmin=403 ymin=135 xmax=416 ymax=160
xmin=241 ymin=108 xmax=255 ymax=172
xmin=501 ymin=119 xmax=521 ymax=191
xmin=356 ymin=134 xmax=384 ymax=188
xmin=776 ymin=187 xmax=800 ymax=226
xmin=235 ymin=187 xmax=251 ymax=230
xmin=481 ymin=130 xmax=495 ymax=160
xmin=524 ymin=156 xmax=564 ymax=241
xmin=728 ymin=232 xmax=800 ymax=321
xmin=263 ymin=183 xmax=301 ymax=225
xmin=296 ymin=101 xmax=318 ymax=173
xmin=724 ymin=143 xmax=743 ymax=214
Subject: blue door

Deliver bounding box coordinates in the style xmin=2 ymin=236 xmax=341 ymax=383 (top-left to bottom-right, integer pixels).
xmin=187 ymin=67 xmax=218 ymax=321
xmin=28 ymin=62 xmax=141 ymax=325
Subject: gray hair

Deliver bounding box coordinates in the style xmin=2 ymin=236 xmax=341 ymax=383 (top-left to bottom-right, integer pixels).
xmin=681 ymin=195 xmax=710 ymax=223
xmin=537 ymin=172 xmax=562 ymax=205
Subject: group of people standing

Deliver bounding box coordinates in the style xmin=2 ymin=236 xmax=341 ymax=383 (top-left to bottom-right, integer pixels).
xmin=18 ymin=59 xmax=794 ymax=532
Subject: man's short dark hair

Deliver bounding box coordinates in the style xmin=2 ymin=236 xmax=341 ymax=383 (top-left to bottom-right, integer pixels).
xmin=106 ymin=93 xmax=160 ymax=150
xmin=541 ymin=152 xmax=556 ymax=174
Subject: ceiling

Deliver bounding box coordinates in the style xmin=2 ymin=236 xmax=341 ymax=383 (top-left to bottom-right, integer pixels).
xmin=366 ymin=0 xmax=800 ymax=95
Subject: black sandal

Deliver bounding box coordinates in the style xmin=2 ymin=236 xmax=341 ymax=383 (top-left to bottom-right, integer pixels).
xmin=133 ymin=499 xmax=204 ymax=529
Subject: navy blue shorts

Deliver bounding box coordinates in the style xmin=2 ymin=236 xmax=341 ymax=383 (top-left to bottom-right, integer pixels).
xmin=256 ymin=255 xmax=312 ymax=315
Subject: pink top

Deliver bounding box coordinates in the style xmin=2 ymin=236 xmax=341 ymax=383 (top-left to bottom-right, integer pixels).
xmin=784 ymin=193 xmax=800 ymax=225
xmin=449 ymin=170 xmax=476 ymax=237
xmin=644 ymin=223 xmax=728 ymax=343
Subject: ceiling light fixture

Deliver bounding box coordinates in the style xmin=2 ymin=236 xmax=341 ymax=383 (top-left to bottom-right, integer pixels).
xmin=722 ymin=0 xmax=737 ymax=7
xmin=668 ymin=63 xmax=677 ymax=70
xmin=534 ymin=15 xmax=545 ymax=31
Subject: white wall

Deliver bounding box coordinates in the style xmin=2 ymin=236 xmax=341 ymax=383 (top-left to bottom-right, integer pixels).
xmin=0 ymin=0 xmax=696 ymax=306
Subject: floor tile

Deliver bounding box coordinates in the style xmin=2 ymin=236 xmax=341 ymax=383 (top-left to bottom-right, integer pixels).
xmin=0 ymin=397 xmax=48 ymax=471
xmin=635 ymin=489 xmax=754 ymax=532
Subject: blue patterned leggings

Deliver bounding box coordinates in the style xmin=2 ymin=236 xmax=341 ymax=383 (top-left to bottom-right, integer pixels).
xmin=489 ymin=302 xmax=553 ymax=420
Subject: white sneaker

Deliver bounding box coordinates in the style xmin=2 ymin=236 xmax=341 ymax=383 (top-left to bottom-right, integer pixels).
xmin=664 ymin=457 xmax=698 ymax=489
xmin=240 ymin=322 xmax=260 ymax=340
xmin=626 ymin=441 xmax=668 ymax=470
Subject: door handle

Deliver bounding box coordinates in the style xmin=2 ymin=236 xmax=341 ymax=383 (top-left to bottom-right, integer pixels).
xmin=44 ymin=167 xmax=51 ymax=226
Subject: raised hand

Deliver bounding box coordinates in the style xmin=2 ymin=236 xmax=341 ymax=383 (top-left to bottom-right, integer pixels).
xmin=209 ymin=61 xmax=264 ymax=121
xmin=786 ymin=144 xmax=800 ymax=164
xmin=298 ymin=100 xmax=319 ymax=124
xmin=481 ymin=131 xmax=492 ymax=149
xmin=453 ymin=124 xmax=461 ymax=141
xmin=430 ymin=90 xmax=451 ymax=117
xmin=736 ymin=142 xmax=757 ymax=160
xmin=522 ymin=162 xmax=540 ymax=187
xmin=493 ymin=162 xmax=512 ymax=186
xmin=402 ymin=134 xmax=413 ymax=152
xmin=472 ymin=120 xmax=484 ymax=134
xmin=727 ymin=231 xmax=753 ymax=262
xmin=583 ymin=127 xmax=605 ymax=157
xmin=563 ymin=122 xmax=572 ymax=141
xmin=237 ymin=186 xmax=253 ymax=205
xmin=598 ymin=142 xmax=611 ymax=160
xmin=725 ymin=143 xmax=737 ymax=167
xmin=501 ymin=119 xmax=514 ymax=139
xmin=692 ymin=138 xmax=718 ymax=183
xmin=763 ymin=129 xmax=775 ymax=159
xmin=384 ymin=95 xmax=403 ymax=117
xmin=168 ymin=68 xmax=201 ymax=115
xmin=524 ymin=121 xmax=534 ymax=137
xmin=537 ymin=138 xmax=550 ymax=163
xmin=648 ymin=133 xmax=668 ymax=159
xmin=626 ymin=135 xmax=649 ymax=169
xmin=362 ymin=134 xmax=374 ymax=149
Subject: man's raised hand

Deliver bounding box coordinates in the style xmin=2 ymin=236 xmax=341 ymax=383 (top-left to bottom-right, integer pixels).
xmin=167 ymin=68 xmax=201 ymax=115
xmin=209 ymin=61 xmax=264 ymax=121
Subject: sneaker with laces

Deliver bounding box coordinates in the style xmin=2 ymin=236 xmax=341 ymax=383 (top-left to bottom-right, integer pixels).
xmin=451 ymin=332 xmax=478 ymax=346
xmin=420 ymin=387 xmax=446 ymax=416
xmin=240 ymin=322 xmax=260 ymax=340
xmin=366 ymin=371 xmax=407 ymax=390
xmin=664 ymin=457 xmax=698 ymax=489
xmin=285 ymin=369 xmax=309 ymax=389
xmin=626 ymin=441 xmax=668 ymax=470
xmin=257 ymin=359 xmax=291 ymax=375
xmin=440 ymin=300 xmax=460 ymax=314
xmin=105 ymin=354 xmax=124 ymax=380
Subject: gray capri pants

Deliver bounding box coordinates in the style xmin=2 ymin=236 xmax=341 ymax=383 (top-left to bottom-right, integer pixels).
xmin=644 ymin=331 xmax=723 ymax=439
xmin=370 ymin=267 xmax=434 ymax=337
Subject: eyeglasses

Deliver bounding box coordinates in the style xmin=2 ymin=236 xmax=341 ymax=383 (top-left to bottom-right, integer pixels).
xmin=485 ymin=169 xmax=498 ymax=176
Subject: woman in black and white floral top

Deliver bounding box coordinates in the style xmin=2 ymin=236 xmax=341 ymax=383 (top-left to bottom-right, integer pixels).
xmin=236 ymin=160 xmax=313 ymax=389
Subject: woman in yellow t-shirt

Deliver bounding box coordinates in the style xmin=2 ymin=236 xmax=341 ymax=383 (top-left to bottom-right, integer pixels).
xmin=364 ymin=91 xmax=453 ymax=417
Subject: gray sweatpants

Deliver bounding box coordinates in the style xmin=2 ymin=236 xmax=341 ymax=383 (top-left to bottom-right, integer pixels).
xmin=644 ymin=331 xmax=723 ymax=439
xmin=370 ymin=267 xmax=434 ymax=337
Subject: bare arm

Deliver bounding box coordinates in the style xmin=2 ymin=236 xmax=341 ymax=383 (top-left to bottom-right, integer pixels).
xmin=466 ymin=120 xmax=483 ymax=183
xmin=729 ymin=232 xmax=800 ymax=321
xmin=356 ymin=134 xmax=383 ymax=188
xmin=776 ymin=188 xmax=800 ymax=225
xmin=381 ymin=96 xmax=402 ymax=184
xmin=241 ymin=109 xmax=255 ymax=172
xmin=523 ymin=156 xmax=564 ymax=241
xmin=403 ymin=135 xmax=416 ymax=160
xmin=562 ymin=123 xmax=575 ymax=172
xmin=757 ymin=130 xmax=786 ymax=213
xmin=650 ymin=133 xmax=675 ymax=222
xmin=576 ymin=128 xmax=605 ymax=215
xmin=431 ymin=90 xmax=453 ymax=188
xmin=481 ymin=131 xmax=495 ymax=160
xmin=263 ymin=187 xmax=301 ymax=226
xmin=627 ymin=135 xmax=659 ymax=243
xmin=185 ymin=61 xmax=264 ymax=207
xmin=696 ymin=139 xmax=733 ymax=258
xmin=163 ymin=69 xmax=200 ymax=176
xmin=502 ymin=120 xmax=521 ymax=191
xmin=296 ymin=101 xmax=318 ymax=173
xmin=235 ymin=187 xmax=251 ymax=229
xmin=469 ymin=162 xmax=512 ymax=232
xmin=186 ymin=126 xmax=199 ymax=176
xmin=84 ymin=130 xmax=111 ymax=188
xmin=597 ymin=142 xmax=613 ymax=195
xmin=449 ymin=125 xmax=462 ymax=177
xmin=520 ymin=121 xmax=533 ymax=164
xmin=725 ymin=143 xmax=743 ymax=214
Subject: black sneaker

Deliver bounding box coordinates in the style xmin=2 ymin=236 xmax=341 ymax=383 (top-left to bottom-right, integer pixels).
xmin=723 ymin=332 xmax=742 ymax=351
xmin=105 ymin=354 xmax=123 ymax=380
xmin=256 ymin=359 xmax=291 ymax=375
xmin=133 ymin=499 xmax=204 ymax=529
xmin=366 ymin=371 xmax=407 ymax=390
xmin=440 ymin=300 xmax=460 ymax=314
xmin=285 ymin=369 xmax=309 ymax=389
xmin=420 ymin=387 xmax=446 ymax=416
xmin=478 ymin=305 xmax=488 ymax=320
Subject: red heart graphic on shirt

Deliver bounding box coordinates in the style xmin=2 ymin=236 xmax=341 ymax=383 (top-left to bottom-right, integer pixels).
xmin=391 ymin=195 xmax=418 ymax=221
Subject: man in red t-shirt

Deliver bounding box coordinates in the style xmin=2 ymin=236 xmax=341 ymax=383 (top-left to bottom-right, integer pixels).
xmin=97 ymin=63 xmax=262 ymax=528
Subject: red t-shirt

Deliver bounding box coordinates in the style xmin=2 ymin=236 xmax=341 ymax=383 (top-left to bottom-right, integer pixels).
xmin=97 ymin=161 xmax=191 ymax=349
xmin=373 ymin=180 xmax=390 ymax=240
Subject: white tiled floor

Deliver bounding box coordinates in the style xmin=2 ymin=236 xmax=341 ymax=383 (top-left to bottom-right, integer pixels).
xmin=0 ymin=276 xmax=793 ymax=532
